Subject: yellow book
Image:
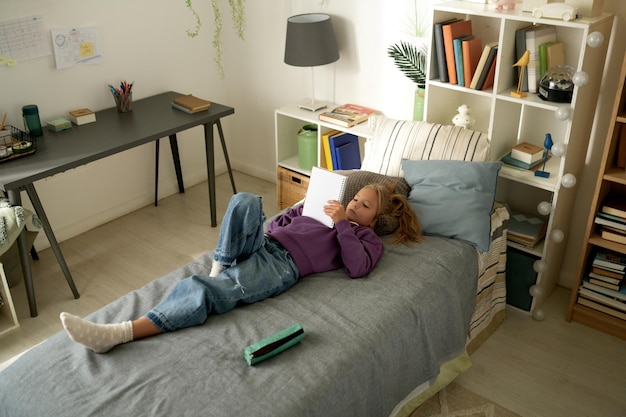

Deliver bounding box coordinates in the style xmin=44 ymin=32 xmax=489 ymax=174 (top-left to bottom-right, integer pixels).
xmin=321 ymin=130 xmax=340 ymax=170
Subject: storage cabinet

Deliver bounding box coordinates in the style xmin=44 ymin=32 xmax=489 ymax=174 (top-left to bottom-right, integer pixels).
xmin=567 ymin=53 xmax=626 ymax=340
xmin=274 ymin=104 xmax=374 ymax=209
xmin=427 ymin=2 xmax=613 ymax=315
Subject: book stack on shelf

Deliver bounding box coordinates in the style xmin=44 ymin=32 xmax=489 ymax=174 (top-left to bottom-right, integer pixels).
xmin=578 ymin=250 xmax=626 ymax=320
xmin=594 ymin=196 xmax=626 ymax=245
xmin=507 ymin=210 xmax=548 ymax=248
xmin=318 ymin=104 xmax=374 ymax=128
xmin=433 ymin=18 xmax=497 ymax=90
xmin=320 ymin=130 xmax=361 ymax=171
xmin=514 ymin=24 xmax=562 ymax=94
xmin=500 ymin=141 xmax=547 ymax=170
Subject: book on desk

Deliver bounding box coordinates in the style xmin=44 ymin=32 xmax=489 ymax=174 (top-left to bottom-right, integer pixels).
xmin=171 ymin=94 xmax=212 ymax=114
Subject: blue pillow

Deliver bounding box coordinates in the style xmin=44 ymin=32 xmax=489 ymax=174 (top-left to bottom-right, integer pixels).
xmin=401 ymin=159 xmax=501 ymax=252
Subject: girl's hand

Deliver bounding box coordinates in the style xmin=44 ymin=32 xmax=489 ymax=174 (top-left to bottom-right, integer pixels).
xmin=323 ymin=200 xmax=348 ymax=224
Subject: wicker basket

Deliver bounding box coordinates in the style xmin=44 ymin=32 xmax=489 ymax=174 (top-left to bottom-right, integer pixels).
xmin=0 ymin=125 xmax=37 ymax=163
xmin=277 ymin=166 xmax=309 ymax=210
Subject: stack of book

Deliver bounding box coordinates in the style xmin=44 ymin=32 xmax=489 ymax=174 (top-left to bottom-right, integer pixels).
xmin=501 ymin=142 xmax=546 ymax=170
xmin=171 ymin=94 xmax=211 ymax=114
xmin=320 ymin=130 xmax=361 ymax=171
xmin=507 ymin=210 xmax=548 ymax=248
xmin=594 ymin=196 xmax=626 ymax=245
xmin=578 ymin=250 xmax=626 ymax=320
xmin=318 ymin=104 xmax=374 ymax=128
xmin=432 ymin=18 xmax=497 ymax=90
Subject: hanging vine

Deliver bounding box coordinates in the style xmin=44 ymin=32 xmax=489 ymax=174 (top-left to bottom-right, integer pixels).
xmin=184 ymin=0 xmax=246 ymax=79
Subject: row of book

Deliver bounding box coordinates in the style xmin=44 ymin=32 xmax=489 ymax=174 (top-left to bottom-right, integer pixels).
xmin=515 ymin=24 xmax=563 ymax=94
xmin=433 ymin=18 xmax=498 ymax=90
xmin=578 ymin=250 xmax=626 ymax=320
xmin=320 ymin=130 xmax=361 ymax=171
xmin=594 ymin=195 xmax=626 ymax=245
xmin=318 ymin=103 xmax=374 ymax=128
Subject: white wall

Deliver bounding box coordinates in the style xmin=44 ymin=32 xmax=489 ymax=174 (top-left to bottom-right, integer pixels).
xmin=1 ymin=0 xmax=625 ymax=289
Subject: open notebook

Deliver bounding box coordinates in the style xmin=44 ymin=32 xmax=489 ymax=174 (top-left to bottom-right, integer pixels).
xmin=302 ymin=167 xmax=347 ymax=228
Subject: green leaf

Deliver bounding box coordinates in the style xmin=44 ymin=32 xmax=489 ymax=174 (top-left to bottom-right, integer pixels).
xmin=387 ymin=41 xmax=426 ymax=89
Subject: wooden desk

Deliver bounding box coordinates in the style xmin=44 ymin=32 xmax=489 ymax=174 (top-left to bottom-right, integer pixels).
xmin=0 ymin=91 xmax=236 ymax=317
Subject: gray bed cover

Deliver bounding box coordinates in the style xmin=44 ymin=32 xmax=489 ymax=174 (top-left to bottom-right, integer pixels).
xmin=0 ymin=235 xmax=477 ymax=417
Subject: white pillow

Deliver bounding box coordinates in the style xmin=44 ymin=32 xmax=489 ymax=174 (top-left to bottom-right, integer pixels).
xmin=361 ymin=118 xmax=491 ymax=176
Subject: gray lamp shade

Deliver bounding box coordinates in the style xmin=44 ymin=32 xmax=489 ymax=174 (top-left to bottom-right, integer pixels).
xmin=284 ymin=13 xmax=339 ymax=67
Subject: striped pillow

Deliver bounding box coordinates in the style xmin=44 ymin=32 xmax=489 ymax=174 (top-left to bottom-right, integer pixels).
xmin=361 ymin=119 xmax=490 ymax=176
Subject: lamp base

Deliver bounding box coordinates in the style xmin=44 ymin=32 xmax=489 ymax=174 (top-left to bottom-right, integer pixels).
xmin=298 ymin=98 xmax=328 ymax=112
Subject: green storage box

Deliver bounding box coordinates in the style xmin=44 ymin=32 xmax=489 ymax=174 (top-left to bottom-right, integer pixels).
xmin=505 ymin=247 xmax=539 ymax=311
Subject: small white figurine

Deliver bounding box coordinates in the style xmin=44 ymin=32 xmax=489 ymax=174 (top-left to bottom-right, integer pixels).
xmin=489 ymin=0 xmax=517 ymax=10
xmin=452 ymin=104 xmax=475 ymax=130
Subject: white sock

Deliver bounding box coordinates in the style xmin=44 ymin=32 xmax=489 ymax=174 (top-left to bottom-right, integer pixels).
xmin=209 ymin=260 xmax=225 ymax=277
xmin=60 ymin=312 xmax=133 ymax=353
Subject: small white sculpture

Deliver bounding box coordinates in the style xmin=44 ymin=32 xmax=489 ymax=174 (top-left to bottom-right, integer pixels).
xmin=452 ymin=104 xmax=475 ymax=130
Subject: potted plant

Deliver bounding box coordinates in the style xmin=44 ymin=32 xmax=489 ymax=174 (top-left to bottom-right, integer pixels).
xmin=387 ymin=41 xmax=427 ymax=121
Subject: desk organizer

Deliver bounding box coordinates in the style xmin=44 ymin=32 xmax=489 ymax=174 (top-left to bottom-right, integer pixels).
xmin=0 ymin=125 xmax=37 ymax=163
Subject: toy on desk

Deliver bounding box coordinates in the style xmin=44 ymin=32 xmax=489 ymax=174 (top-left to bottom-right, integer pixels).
xmin=452 ymin=104 xmax=475 ymax=130
xmin=532 ymin=3 xmax=578 ymax=21
xmin=535 ymin=133 xmax=553 ymax=178
xmin=511 ymin=50 xmax=530 ymax=99
xmin=489 ymin=0 xmax=517 ymax=11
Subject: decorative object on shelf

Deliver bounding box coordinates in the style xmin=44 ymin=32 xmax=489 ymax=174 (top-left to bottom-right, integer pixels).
xmin=387 ymin=41 xmax=427 ymax=121
xmin=539 ymin=65 xmax=575 ymax=103
xmin=586 ymin=31 xmax=604 ymax=47
xmin=550 ymin=229 xmax=565 ymax=242
xmin=511 ymin=50 xmax=530 ymax=98
xmin=529 ymin=284 xmax=544 ymax=297
xmin=533 ymin=260 xmax=546 ymax=273
xmin=535 ymin=133 xmax=554 ymax=178
xmin=183 ymin=0 xmax=245 ymax=79
xmin=565 ymin=0 xmax=605 ymax=17
xmin=522 ymin=0 xmax=548 ymax=12
xmin=284 ymin=13 xmax=339 ymax=112
xmin=451 ymin=104 xmax=475 ymax=129
xmin=537 ymin=201 xmax=552 ymax=216
xmin=572 ymin=70 xmax=589 ymax=86
xmin=532 ymin=2 xmax=578 ymax=21
xmin=554 ymin=105 xmax=572 ymax=121
xmin=532 ymin=307 xmax=546 ymax=321
xmin=551 ymin=142 xmax=566 ymax=157
xmin=489 ymin=0 xmax=517 ymax=10
xmin=298 ymin=124 xmax=318 ymax=171
xmin=561 ymin=173 xmax=577 ymax=188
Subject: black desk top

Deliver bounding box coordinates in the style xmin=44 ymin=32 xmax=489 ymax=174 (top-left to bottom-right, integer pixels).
xmin=0 ymin=91 xmax=234 ymax=191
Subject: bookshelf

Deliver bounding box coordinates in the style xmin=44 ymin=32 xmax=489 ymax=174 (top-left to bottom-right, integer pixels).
xmin=567 ymin=52 xmax=626 ymax=340
xmin=274 ymin=104 xmax=374 ymax=209
xmin=427 ymin=2 xmax=614 ymax=316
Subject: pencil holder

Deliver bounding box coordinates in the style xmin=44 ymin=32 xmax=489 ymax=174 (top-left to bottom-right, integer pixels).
xmin=113 ymin=92 xmax=133 ymax=112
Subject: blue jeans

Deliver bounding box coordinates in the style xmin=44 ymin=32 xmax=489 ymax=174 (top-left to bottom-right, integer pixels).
xmin=146 ymin=193 xmax=300 ymax=332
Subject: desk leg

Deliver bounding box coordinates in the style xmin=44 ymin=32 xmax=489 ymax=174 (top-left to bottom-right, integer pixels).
xmin=25 ymin=184 xmax=80 ymax=303
xmin=216 ymin=120 xmax=237 ymax=194
xmin=154 ymin=138 xmax=160 ymax=206
xmin=169 ymin=134 xmax=185 ymax=194
xmin=204 ymin=122 xmax=217 ymax=227
xmin=7 ymin=189 xmax=38 ymax=317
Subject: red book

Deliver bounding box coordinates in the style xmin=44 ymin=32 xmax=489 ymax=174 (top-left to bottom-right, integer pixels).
xmin=442 ymin=20 xmax=473 ymax=85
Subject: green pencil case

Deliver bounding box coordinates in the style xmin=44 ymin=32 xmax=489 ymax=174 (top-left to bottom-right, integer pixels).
xmin=243 ymin=323 xmax=305 ymax=366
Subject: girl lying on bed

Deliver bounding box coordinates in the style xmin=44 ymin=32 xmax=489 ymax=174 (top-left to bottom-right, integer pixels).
xmin=60 ymin=184 xmax=423 ymax=353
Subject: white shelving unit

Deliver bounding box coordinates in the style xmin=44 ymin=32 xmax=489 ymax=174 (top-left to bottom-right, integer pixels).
xmin=0 ymin=263 xmax=19 ymax=336
xmin=274 ymin=103 xmax=375 ymax=209
xmin=427 ymin=2 xmax=613 ymax=314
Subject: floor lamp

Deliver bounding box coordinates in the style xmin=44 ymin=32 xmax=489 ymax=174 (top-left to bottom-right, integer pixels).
xmin=284 ymin=13 xmax=339 ymax=111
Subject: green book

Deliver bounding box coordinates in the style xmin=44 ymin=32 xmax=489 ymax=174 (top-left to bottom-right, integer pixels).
xmin=539 ymin=41 xmax=556 ymax=79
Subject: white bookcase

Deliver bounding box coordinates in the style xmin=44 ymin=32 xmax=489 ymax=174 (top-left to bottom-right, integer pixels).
xmin=0 ymin=263 xmax=19 ymax=336
xmin=274 ymin=104 xmax=375 ymax=209
xmin=426 ymin=2 xmax=613 ymax=315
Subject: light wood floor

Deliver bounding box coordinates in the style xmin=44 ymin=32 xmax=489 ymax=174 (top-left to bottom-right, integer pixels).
xmin=1 ymin=171 xmax=625 ymax=417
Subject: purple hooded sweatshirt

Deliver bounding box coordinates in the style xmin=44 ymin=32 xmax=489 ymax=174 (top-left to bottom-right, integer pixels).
xmin=266 ymin=204 xmax=383 ymax=279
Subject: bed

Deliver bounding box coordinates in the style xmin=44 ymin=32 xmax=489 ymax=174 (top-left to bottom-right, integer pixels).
xmin=0 ymin=118 xmax=508 ymax=417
